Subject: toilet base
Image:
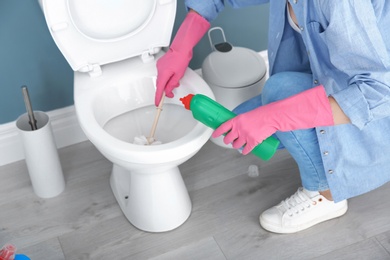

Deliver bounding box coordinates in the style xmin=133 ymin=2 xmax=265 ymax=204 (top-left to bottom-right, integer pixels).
xmin=110 ymin=164 xmax=192 ymax=232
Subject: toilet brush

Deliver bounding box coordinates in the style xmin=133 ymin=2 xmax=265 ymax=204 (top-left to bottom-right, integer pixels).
xmin=21 ymin=85 xmax=38 ymax=131
xmin=147 ymin=95 xmax=165 ymax=145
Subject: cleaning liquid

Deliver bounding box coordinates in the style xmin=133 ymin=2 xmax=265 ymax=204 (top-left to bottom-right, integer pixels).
xmin=180 ymin=94 xmax=280 ymax=161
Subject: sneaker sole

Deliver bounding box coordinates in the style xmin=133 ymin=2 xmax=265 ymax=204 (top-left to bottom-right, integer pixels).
xmin=259 ymin=202 xmax=348 ymax=234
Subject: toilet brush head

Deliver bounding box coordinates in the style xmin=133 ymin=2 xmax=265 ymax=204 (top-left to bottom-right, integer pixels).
xmin=133 ymin=135 xmax=162 ymax=146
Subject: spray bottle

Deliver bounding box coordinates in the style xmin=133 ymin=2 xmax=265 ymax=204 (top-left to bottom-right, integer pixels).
xmin=180 ymin=94 xmax=280 ymax=161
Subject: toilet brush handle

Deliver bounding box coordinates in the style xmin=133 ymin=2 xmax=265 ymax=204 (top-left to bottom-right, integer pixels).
xmin=148 ymin=95 xmax=165 ymax=144
xmin=21 ymin=85 xmax=38 ymax=131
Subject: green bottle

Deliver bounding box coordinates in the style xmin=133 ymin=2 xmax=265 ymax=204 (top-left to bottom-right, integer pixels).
xmin=180 ymin=94 xmax=280 ymax=161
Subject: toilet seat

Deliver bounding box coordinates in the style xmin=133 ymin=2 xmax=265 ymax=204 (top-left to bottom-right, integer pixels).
xmin=40 ymin=0 xmax=176 ymax=75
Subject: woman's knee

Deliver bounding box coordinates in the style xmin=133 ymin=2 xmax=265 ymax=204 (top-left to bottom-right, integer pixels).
xmin=261 ymin=72 xmax=313 ymax=105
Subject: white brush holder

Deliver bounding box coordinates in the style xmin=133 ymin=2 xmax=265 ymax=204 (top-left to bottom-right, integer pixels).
xmin=16 ymin=111 xmax=65 ymax=198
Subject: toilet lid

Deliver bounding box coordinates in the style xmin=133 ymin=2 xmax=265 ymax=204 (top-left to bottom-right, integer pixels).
xmin=40 ymin=0 xmax=176 ymax=75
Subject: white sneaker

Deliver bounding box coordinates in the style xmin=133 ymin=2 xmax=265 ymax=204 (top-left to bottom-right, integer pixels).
xmin=259 ymin=187 xmax=348 ymax=233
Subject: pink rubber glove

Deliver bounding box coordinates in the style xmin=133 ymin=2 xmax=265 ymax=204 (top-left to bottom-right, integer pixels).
xmin=155 ymin=11 xmax=210 ymax=106
xmin=212 ymin=86 xmax=335 ymax=155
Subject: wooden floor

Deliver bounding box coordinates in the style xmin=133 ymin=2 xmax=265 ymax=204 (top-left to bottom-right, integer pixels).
xmin=1 ymin=140 xmax=390 ymax=259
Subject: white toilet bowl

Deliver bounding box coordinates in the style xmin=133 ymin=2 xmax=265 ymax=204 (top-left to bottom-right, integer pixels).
xmin=39 ymin=0 xmax=214 ymax=232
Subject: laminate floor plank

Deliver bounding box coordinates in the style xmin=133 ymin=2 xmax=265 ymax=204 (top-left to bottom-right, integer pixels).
xmin=148 ymin=237 xmax=227 ymax=260
xmin=375 ymin=230 xmax=390 ymax=255
xmin=58 ymin=199 xmax=221 ymax=259
xmin=0 ymin=141 xmax=119 ymax=250
xmin=16 ymin=237 xmax=66 ymax=260
xmin=313 ymin=237 xmax=390 ymax=260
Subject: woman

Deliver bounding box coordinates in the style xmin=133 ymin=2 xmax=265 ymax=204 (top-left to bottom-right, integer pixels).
xmin=155 ymin=1 xmax=390 ymax=234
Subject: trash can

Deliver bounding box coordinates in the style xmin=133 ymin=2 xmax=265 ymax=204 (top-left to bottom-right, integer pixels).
xmin=202 ymin=27 xmax=267 ymax=148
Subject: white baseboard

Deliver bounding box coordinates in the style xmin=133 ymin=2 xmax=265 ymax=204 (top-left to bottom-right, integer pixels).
xmin=0 ymin=106 xmax=87 ymax=166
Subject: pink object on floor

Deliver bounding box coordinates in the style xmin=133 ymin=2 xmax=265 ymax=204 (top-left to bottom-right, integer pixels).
xmin=0 ymin=244 xmax=16 ymax=260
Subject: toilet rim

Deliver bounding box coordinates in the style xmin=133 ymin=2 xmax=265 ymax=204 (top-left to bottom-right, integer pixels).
xmin=74 ymin=66 xmax=215 ymax=164
xmin=75 ymin=94 xmax=212 ymax=164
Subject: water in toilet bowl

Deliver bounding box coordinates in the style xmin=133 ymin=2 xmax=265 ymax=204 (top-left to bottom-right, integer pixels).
xmin=103 ymin=103 xmax=196 ymax=145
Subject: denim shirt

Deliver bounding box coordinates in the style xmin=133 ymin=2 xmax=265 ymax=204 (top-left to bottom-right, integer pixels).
xmin=185 ymin=0 xmax=390 ymax=202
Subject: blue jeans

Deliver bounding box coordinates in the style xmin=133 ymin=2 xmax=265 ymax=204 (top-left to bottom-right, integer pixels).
xmin=233 ymin=72 xmax=329 ymax=192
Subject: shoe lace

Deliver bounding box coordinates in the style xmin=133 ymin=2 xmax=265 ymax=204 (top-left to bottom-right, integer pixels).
xmin=280 ymin=188 xmax=314 ymax=217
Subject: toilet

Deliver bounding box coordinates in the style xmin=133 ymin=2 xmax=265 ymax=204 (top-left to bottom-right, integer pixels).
xmin=38 ymin=0 xmax=214 ymax=232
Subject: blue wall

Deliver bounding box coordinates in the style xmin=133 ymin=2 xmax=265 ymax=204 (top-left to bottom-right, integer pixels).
xmin=0 ymin=1 xmax=269 ymax=124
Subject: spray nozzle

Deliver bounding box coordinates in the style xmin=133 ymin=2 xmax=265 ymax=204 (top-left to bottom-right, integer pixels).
xmin=179 ymin=94 xmax=194 ymax=110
